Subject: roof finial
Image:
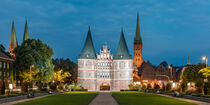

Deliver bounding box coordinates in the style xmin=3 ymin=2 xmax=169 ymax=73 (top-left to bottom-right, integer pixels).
xmin=121 ymin=24 xmax=123 ymax=33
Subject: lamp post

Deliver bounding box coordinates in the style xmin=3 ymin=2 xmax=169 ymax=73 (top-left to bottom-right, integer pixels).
xmin=30 ymin=65 xmax=34 ymax=91
xmin=202 ymin=56 xmax=208 ymax=68
xmin=202 ymin=56 xmax=208 ymax=82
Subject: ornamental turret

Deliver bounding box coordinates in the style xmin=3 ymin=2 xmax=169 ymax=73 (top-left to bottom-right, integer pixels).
xmin=79 ymin=26 xmax=96 ymax=59
xmin=114 ymin=27 xmax=132 ymax=59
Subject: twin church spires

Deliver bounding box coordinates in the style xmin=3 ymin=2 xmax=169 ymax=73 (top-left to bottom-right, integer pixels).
xmin=9 ymin=20 xmax=30 ymax=57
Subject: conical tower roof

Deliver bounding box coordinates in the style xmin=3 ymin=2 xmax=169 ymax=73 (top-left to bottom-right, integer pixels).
xmin=9 ymin=20 xmax=18 ymax=48
xmin=114 ymin=27 xmax=132 ymax=59
xmin=23 ymin=20 xmax=30 ymax=41
xmin=79 ymin=26 xmax=96 ymax=59
xmin=134 ymin=12 xmax=142 ymax=43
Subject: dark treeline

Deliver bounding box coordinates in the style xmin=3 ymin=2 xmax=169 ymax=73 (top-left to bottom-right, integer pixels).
xmin=52 ymin=58 xmax=78 ymax=84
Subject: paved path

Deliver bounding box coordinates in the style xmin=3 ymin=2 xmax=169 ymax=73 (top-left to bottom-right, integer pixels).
xmin=157 ymin=94 xmax=210 ymax=105
xmin=89 ymin=92 xmax=118 ymax=105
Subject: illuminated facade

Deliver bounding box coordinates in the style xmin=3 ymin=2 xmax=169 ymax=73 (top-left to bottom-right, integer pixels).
xmin=77 ymin=26 xmax=133 ymax=91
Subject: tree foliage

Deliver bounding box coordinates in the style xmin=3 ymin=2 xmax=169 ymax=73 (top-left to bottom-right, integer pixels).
xmin=181 ymin=63 xmax=205 ymax=83
xmin=52 ymin=58 xmax=77 ymax=83
xmin=15 ymin=39 xmax=54 ymax=82
xmin=19 ymin=69 xmax=39 ymax=82
xmin=53 ymin=69 xmax=71 ymax=83
xmin=199 ymin=67 xmax=210 ymax=79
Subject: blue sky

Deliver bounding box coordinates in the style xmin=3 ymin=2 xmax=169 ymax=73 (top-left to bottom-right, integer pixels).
xmin=0 ymin=0 xmax=210 ymax=66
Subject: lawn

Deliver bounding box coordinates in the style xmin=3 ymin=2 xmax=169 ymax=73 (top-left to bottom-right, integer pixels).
xmin=112 ymin=91 xmax=196 ymax=105
xmin=15 ymin=91 xmax=98 ymax=105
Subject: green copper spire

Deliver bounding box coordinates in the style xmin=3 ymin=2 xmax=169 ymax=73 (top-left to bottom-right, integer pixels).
xmin=134 ymin=12 xmax=142 ymax=43
xmin=79 ymin=25 xmax=96 ymax=59
xmin=187 ymin=56 xmax=190 ymax=65
xmin=9 ymin=20 xmax=18 ymax=48
xmin=114 ymin=27 xmax=132 ymax=59
xmin=23 ymin=20 xmax=30 ymax=41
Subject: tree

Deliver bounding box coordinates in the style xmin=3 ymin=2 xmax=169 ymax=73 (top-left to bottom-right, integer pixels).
xmin=181 ymin=63 xmax=205 ymax=83
xmin=181 ymin=63 xmax=206 ymax=94
xmin=199 ymin=67 xmax=210 ymax=80
xmin=53 ymin=69 xmax=71 ymax=83
xmin=35 ymin=58 xmax=54 ymax=83
xmin=19 ymin=69 xmax=39 ymax=82
xmin=166 ymin=83 xmax=172 ymax=92
xmin=52 ymin=58 xmax=77 ymax=83
xmin=15 ymin=39 xmax=54 ymax=89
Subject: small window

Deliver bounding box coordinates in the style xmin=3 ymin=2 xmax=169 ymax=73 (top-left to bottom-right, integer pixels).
xmin=7 ymin=64 xmax=9 ymax=69
xmin=3 ymin=63 xmax=6 ymax=69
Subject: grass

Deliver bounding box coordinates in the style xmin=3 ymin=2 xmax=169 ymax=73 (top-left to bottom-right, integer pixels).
xmin=112 ymin=91 xmax=196 ymax=105
xmin=15 ymin=91 xmax=98 ymax=105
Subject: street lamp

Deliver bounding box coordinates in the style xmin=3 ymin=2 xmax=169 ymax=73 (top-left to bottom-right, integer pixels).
xmin=202 ymin=56 xmax=208 ymax=68
xmin=202 ymin=56 xmax=208 ymax=82
xmin=30 ymin=65 xmax=34 ymax=91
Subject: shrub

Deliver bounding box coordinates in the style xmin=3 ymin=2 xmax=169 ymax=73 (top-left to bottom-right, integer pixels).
xmin=154 ymin=84 xmax=160 ymax=90
xmin=195 ymin=82 xmax=204 ymax=94
xmin=73 ymin=89 xmax=87 ymax=91
xmin=58 ymin=83 xmax=64 ymax=90
xmin=21 ymin=82 xmax=28 ymax=92
xmin=204 ymin=82 xmax=210 ymax=95
xmin=38 ymin=82 xmax=43 ymax=91
xmin=50 ymin=83 xmax=57 ymax=91
xmin=181 ymin=82 xmax=187 ymax=93
xmin=166 ymin=83 xmax=172 ymax=92
xmin=147 ymin=84 xmax=152 ymax=90
xmin=142 ymin=85 xmax=146 ymax=90
xmin=161 ymin=84 xmax=166 ymax=91
xmin=128 ymin=83 xmax=141 ymax=90
xmin=186 ymin=90 xmax=195 ymax=95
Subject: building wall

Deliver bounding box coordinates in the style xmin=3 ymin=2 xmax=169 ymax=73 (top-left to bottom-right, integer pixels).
xmin=77 ymin=59 xmax=97 ymax=91
xmin=77 ymin=46 xmax=133 ymax=91
xmin=112 ymin=59 xmax=133 ymax=91
xmin=0 ymin=59 xmax=13 ymax=94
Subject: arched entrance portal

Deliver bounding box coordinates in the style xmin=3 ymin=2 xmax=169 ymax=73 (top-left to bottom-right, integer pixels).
xmin=100 ymin=83 xmax=110 ymax=91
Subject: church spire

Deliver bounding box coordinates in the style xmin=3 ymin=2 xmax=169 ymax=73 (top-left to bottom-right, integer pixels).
xmin=23 ymin=20 xmax=30 ymax=41
xmin=9 ymin=20 xmax=18 ymax=57
xmin=187 ymin=56 xmax=190 ymax=65
xmin=114 ymin=27 xmax=132 ymax=59
xmin=134 ymin=12 xmax=142 ymax=43
xmin=79 ymin=25 xmax=96 ymax=59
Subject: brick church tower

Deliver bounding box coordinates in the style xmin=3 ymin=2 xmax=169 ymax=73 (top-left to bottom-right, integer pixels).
xmin=133 ymin=12 xmax=144 ymax=68
xmin=8 ymin=20 xmax=18 ymax=58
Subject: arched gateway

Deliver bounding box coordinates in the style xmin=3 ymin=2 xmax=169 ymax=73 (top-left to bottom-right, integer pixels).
xmin=100 ymin=83 xmax=110 ymax=91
